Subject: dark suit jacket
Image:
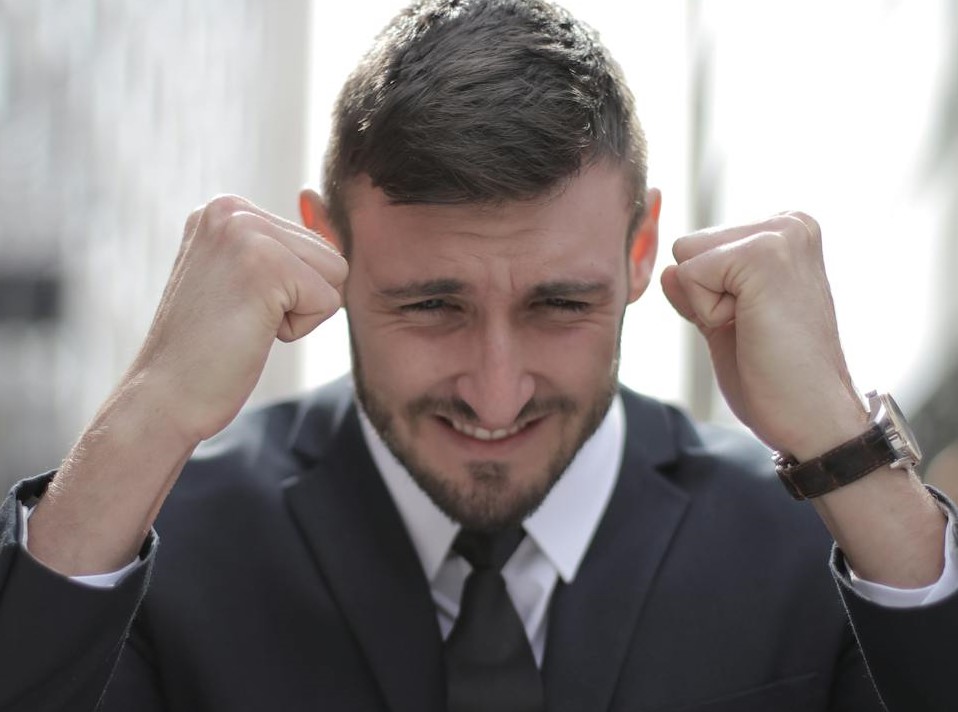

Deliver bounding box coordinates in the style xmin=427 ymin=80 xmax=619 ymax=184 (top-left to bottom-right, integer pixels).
xmin=0 ymin=379 xmax=955 ymax=711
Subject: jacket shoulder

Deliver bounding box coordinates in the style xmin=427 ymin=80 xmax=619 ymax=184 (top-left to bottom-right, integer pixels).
xmin=168 ymin=376 xmax=354 ymax=504
xmin=618 ymin=386 xmax=825 ymax=540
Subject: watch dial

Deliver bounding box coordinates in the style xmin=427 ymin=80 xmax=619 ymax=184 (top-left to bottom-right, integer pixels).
xmin=884 ymin=395 xmax=922 ymax=465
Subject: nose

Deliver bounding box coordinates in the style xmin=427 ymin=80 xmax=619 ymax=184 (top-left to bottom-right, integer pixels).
xmin=454 ymin=318 xmax=534 ymax=429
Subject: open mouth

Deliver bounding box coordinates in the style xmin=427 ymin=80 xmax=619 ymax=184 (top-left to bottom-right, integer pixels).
xmin=436 ymin=415 xmax=539 ymax=442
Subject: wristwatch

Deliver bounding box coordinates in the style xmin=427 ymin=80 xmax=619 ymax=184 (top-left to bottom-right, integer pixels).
xmin=774 ymin=390 xmax=922 ymax=501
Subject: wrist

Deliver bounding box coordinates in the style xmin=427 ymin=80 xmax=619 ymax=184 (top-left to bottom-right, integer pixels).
xmin=779 ymin=389 xmax=868 ymax=462
xmin=111 ymin=365 xmax=207 ymax=453
xmin=813 ymin=471 xmax=947 ymax=587
xmin=775 ymin=390 xmax=922 ymax=502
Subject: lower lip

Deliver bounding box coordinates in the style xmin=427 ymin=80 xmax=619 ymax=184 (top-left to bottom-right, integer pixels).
xmin=434 ymin=416 xmax=545 ymax=454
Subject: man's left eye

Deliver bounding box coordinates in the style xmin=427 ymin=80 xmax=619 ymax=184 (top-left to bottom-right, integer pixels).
xmin=540 ymin=298 xmax=589 ymax=312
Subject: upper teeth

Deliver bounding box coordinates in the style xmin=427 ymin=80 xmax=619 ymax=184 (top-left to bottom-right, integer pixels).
xmin=449 ymin=419 xmax=524 ymax=441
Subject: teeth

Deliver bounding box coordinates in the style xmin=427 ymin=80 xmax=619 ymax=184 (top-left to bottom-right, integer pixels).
xmin=449 ymin=418 xmax=525 ymax=441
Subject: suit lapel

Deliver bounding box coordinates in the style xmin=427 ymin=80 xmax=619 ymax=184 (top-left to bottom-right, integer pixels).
xmin=542 ymin=393 xmax=691 ymax=712
xmin=282 ymin=385 xmax=446 ymax=712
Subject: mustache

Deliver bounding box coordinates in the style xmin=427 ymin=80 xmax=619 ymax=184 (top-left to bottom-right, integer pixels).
xmin=406 ymin=394 xmax=576 ymax=425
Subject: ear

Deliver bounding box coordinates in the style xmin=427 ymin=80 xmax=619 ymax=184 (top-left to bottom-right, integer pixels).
xmin=626 ymin=188 xmax=661 ymax=303
xmin=299 ymin=187 xmax=344 ymax=254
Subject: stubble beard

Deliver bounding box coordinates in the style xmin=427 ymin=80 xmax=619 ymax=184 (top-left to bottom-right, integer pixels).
xmin=351 ymin=340 xmax=620 ymax=532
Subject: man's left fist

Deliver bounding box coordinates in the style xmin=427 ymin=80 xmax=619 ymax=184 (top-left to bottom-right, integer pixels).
xmin=660 ymin=212 xmax=867 ymax=460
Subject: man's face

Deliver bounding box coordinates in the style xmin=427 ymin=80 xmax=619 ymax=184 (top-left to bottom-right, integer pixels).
xmin=341 ymin=163 xmax=654 ymax=531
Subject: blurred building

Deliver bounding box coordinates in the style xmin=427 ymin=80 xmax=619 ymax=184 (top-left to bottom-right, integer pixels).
xmin=0 ymin=1 xmax=311 ymax=492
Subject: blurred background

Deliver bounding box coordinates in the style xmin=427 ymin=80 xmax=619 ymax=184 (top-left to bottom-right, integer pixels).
xmin=0 ymin=0 xmax=955 ymax=496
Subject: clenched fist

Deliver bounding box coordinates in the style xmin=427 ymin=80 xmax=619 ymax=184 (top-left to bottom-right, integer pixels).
xmin=131 ymin=195 xmax=348 ymax=444
xmin=660 ymin=213 xmax=866 ymax=460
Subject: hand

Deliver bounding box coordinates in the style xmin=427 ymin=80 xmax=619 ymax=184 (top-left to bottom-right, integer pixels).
xmin=660 ymin=212 xmax=865 ymax=459
xmin=27 ymin=196 xmax=346 ymax=575
xmin=129 ymin=195 xmax=348 ymax=444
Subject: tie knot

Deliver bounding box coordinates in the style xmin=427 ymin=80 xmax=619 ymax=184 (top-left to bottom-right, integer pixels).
xmin=453 ymin=528 xmax=525 ymax=571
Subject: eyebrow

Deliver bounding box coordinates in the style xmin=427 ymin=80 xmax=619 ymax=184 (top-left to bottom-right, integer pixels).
xmin=527 ymin=279 xmax=612 ymax=300
xmin=376 ymin=277 xmax=613 ymax=302
xmin=377 ymin=279 xmax=467 ymax=300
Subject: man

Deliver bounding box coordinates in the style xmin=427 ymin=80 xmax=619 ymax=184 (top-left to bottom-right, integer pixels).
xmin=0 ymin=1 xmax=955 ymax=710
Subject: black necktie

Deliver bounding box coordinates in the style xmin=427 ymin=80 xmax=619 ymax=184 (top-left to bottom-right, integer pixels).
xmin=444 ymin=528 xmax=545 ymax=712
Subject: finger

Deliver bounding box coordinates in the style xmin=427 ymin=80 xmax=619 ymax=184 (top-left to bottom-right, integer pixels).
xmin=671 ymin=246 xmax=739 ymax=329
xmin=223 ymin=211 xmax=349 ymax=287
xmin=776 ymin=211 xmax=823 ymax=254
xmin=240 ymin=200 xmax=342 ymax=253
xmin=672 ymin=221 xmax=767 ymax=264
xmin=200 ymin=194 xmax=319 ymax=240
xmin=660 ymin=265 xmax=698 ymax=323
xmin=246 ymin=212 xmax=349 ymax=286
xmin=277 ymin=269 xmax=343 ymax=342
xmin=199 ymin=194 xmax=344 ymax=261
xmin=672 ymin=213 xmax=812 ymax=264
xmin=244 ymin=235 xmax=341 ymax=342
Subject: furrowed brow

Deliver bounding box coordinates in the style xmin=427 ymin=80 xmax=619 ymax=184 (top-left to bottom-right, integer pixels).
xmin=377 ymin=279 xmax=467 ymax=300
xmin=528 ymin=280 xmax=612 ymax=301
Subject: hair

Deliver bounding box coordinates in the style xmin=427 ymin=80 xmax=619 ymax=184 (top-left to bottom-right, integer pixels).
xmin=322 ymin=0 xmax=648 ymax=255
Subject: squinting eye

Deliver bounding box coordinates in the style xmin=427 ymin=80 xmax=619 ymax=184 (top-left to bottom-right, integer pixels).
xmin=541 ymin=298 xmax=589 ymax=312
xmin=401 ymin=298 xmax=452 ymax=312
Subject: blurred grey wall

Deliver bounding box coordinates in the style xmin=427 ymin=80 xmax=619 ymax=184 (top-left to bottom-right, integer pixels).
xmin=0 ymin=1 xmax=312 ymax=492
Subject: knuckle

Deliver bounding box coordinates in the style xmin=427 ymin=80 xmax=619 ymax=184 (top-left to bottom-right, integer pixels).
xmin=788 ymin=210 xmax=819 ymax=231
xmin=746 ymin=231 xmax=792 ymax=267
xmin=221 ymin=210 xmax=258 ymax=241
xmin=202 ymin=194 xmax=250 ymax=229
xmin=781 ymin=211 xmax=822 ymax=246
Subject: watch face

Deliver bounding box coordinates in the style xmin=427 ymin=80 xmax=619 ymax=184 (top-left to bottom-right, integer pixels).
xmin=882 ymin=394 xmax=923 ymax=468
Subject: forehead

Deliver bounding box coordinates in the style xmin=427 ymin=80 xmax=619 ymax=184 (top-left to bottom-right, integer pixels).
xmin=344 ymin=162 xmax=634 ymax=284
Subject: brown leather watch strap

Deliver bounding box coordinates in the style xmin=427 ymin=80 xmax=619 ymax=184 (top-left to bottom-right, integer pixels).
xmin=776 ymin=424 xmax=895 ymax=500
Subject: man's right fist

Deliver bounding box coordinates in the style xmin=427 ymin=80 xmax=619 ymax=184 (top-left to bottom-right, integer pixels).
xmin=129 ymin=195 xmax=348 ymax=445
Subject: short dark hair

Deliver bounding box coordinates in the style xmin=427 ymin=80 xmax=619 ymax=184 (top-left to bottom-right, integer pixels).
xmin=322 ymin=0 xmax=647 ymax=254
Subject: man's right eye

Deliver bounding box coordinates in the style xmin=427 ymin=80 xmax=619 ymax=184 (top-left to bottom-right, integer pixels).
xmin=401 ymin=298 xmax=451 ymax=312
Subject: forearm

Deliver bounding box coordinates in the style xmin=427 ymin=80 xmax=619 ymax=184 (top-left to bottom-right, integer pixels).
xmin=814 ymin=467 xmax=946 ymax=588
xmin=27 ymin=374 xmax=196 ymax=576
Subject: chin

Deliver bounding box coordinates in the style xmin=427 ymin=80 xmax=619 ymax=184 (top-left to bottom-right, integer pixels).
xmin=407 ymin=457 xmax=560 ymax=531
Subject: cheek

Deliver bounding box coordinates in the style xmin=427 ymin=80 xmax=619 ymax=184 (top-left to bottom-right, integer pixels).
xmin=351 ymin=319 xmax=457 ymax=396
xmin=530 ymin=321 xmax=621 ymax=374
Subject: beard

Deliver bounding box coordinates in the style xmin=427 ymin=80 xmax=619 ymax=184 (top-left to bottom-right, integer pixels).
xmin=351 ymin=335 xmax=619 ymax=532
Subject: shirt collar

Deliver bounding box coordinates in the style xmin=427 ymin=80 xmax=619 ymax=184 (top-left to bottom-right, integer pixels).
xmin=358 ymin=394 xmax=626 ymax=585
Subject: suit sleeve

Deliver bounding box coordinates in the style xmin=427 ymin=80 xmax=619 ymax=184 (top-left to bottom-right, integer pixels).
xmin=831 ymin=489 xmax=958 ymax=712
xmin=0 ymin=474 xmax=163 ymax=712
